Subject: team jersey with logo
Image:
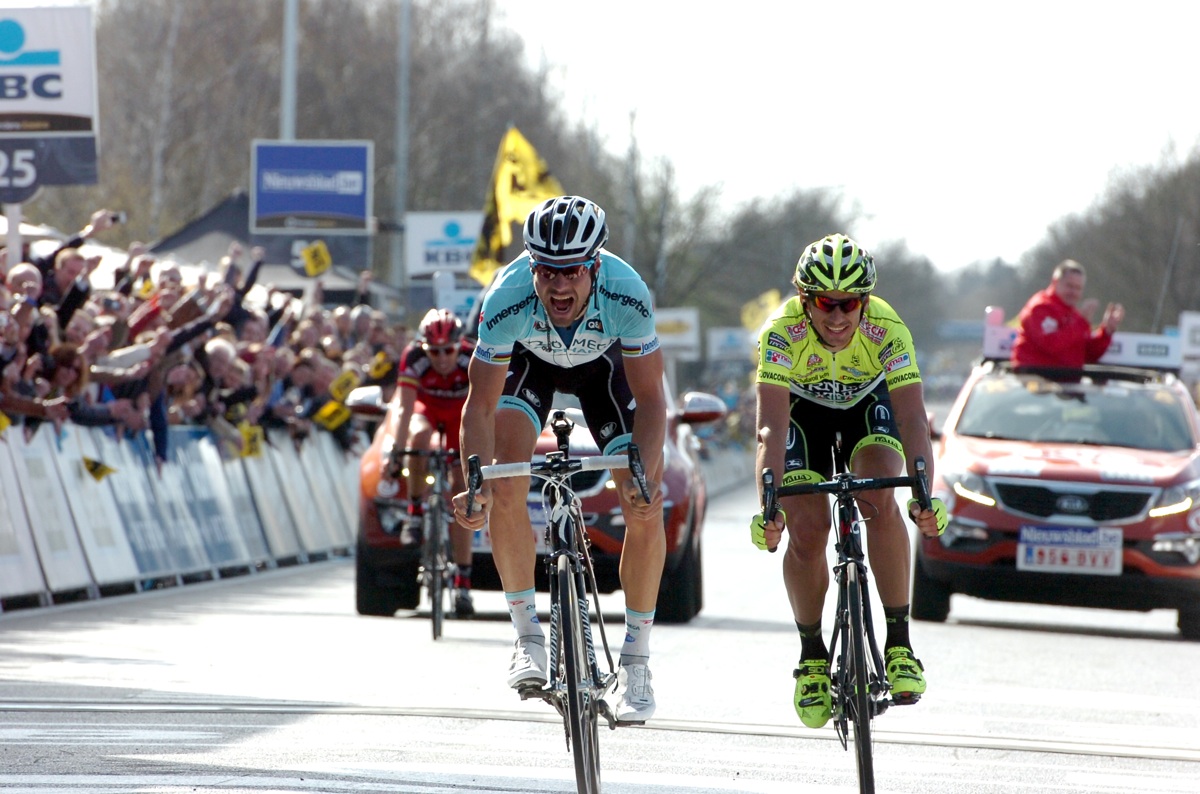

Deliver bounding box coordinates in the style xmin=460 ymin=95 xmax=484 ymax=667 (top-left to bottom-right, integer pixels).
xmin=396 ymin=338 xmax=473 ymax=404
xmin=473 ymin=250 xmax=659 ymax=368
xmin=755 ymin=294 xmax=923 ymax=408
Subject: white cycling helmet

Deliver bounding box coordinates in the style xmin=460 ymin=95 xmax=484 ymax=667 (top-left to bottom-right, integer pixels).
xmin=523 ymin=195 xmax=609 ymax=263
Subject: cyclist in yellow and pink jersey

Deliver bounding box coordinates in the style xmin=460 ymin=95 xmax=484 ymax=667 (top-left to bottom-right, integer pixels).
xmin=750 ymin=233 xmax=947 ymax=729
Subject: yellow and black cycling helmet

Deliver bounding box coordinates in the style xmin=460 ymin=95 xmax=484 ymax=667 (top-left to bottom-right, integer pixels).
xmin=793 ymin=233 xmax=876 ymax=294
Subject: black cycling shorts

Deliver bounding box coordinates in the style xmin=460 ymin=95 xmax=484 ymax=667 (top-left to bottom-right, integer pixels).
xmin=784 ymin=378 xmax=903 ymax=481
xmin=498 ymin=343 xmax=636 ymax=455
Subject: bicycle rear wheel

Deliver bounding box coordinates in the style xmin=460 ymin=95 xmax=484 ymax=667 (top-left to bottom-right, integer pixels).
xmin=425 ymin=501 xmax=448 ymax=641
xmin=557 ymin=553 xmax=601 ymax=794
xmin=845 ymin=562 xmax=875 ymax=793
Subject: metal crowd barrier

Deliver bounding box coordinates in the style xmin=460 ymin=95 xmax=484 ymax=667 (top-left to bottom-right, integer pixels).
xmin=0 ymin=423 xmax=361 ymax=612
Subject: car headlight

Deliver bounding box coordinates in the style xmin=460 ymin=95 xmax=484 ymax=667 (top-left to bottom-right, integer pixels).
xmin=942 ymin=469 xmax=996 ymax=508
xmin=1149 ymin=477 xmax=1200 ymax=518
xmin=939 ymin=516 xmax=990 ymax=547
xmin=1151 ymin=532 xmax=1200 ymax=565
xmin=375 ymin=501 xmax=408 ymax=535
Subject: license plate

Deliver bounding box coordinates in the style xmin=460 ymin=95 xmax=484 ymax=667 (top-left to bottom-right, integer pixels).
xmin=469 ymin=501 xmax=548 ymax=553
xmin=528 ymin=501 xmax=550 ymax=553
xmin=1016 ymin=526 xmax=1123 ymax=575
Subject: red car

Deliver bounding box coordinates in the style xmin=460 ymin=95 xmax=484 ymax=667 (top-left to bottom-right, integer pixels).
xmin=914 ymin=353 xmax=1200 ymax=640
xmin=349 ymin=383 xmax=727 ymax=623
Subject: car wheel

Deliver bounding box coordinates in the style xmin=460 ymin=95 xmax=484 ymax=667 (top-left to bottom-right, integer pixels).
xmin=1178 ymin=608 xmax=1200 ymax=641
xmin=656 ymin=523 xmax=702 ymax=624
xmin=910 ymin=550 xmax=951 ymax=622
xmin=355 ymin=540 xmax=419 ymax=616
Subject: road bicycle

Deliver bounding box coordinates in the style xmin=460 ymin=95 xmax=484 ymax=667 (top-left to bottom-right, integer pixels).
xmin=761 ymin=433 xmax=931 ymax=794
xmin=466 ymin=410 xmax=650 ymax=794
xmin=396 ymin=440 xmax=460 ymax=640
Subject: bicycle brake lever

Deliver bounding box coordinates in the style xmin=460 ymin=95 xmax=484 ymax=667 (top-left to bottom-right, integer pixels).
xmin=628 ymin=443 xmax=650 ymax=503
xmin=466 ymin=455 xmax=483 ymax=516
xmin=912 ymin=457 xmax=932 ymax=512
xmin=761 ymin=469 xmax=779 ymax=553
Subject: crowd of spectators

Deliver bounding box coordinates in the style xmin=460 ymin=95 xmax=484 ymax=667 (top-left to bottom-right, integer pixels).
xmin=0 ymin=208 xmax=410 ymax=468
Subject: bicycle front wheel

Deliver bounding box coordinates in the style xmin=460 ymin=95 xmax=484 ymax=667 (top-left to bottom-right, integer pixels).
xmin=557 ymin=553 xmax=601 ymax=794
xmin=845 ymin=562 xmax=875 ymax=793
xmin=425 ymin=502 xmax=448 ymax=641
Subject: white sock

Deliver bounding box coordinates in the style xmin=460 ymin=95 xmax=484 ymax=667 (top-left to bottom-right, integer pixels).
xmin=619 ymin=607 xmax=655 ymax=665
xmin=505 ymin=588 xmax=544 ymax=641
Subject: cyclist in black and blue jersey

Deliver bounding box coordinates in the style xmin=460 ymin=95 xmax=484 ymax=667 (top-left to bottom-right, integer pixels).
xmin=452 ymin=195 xmax=668 ymax=723
xmin=750 ymin=233 xmax=948 ymax=730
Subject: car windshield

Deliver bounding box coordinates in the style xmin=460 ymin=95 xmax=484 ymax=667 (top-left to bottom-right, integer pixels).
xmin=955 ymin=372 xmax=1196 ymax=452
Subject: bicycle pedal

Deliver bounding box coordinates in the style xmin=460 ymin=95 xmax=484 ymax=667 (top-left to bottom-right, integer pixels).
xmin=890 ymin=692 xmax=921 ymax=706
xmin=515 ymin=681 xmax=549 ymax=701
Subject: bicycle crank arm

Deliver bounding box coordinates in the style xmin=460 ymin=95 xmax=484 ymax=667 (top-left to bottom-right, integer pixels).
xmin=597 ymin=696 xmax=619 ymax=730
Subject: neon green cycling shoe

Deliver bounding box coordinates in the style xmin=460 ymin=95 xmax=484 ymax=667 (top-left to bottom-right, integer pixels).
xmin=793 ymin=659 xmax=831 ymax=728
xmin=885 ymin=646 xmax=926 ymax=702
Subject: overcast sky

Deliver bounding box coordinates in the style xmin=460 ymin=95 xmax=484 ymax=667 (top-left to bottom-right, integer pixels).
xmin=500 ymin=1 xmax=1200 ymax=271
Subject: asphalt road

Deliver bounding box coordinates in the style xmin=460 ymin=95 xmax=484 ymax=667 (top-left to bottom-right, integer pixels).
xmin=0 ymin=478 xmax=1197 ymax=793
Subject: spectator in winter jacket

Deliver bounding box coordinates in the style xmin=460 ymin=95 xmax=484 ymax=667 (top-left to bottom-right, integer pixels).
xmin=1011 ymin=260 xmax=1125 ymax=369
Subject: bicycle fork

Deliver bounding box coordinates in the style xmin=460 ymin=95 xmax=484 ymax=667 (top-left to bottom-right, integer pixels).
xmin=830 ymin=551 xmax=891 ymax=730
xmin=540 ymin=506 xmax=617 ymax=730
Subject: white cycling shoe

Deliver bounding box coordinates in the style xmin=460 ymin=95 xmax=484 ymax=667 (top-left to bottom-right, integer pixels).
xmin=506 ymin=637 xmax=548 ymax=690
xmin=612 ymin=663 xmax=655 ymax=722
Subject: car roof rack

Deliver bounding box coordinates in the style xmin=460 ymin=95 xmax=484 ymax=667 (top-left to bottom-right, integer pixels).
xmin=980 ymin=358 xmax=1178 ymax=385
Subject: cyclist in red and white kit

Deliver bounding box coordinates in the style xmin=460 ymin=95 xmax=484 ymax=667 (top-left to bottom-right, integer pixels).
xmin=392 ymin=307 xmax=475 ymax=617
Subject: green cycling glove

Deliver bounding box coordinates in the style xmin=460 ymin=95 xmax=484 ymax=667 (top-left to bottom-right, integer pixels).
xmin=907 ymin=497 xmax=948 ymax=535
xmin=750 ymin=508 xmax=786 ymax=551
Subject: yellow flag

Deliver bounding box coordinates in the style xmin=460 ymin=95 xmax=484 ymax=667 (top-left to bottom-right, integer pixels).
xmin=239 ymin=422 xmax=264 ymax=458
xmin=313 ymin=400 xmax=352 ymax=431
xmin=741 ymin=289 xmax=782 ymax=332
xmin=82 ymin=456 xmax=117 ymax=482
xmin=301 ymin=239 xmax=332 ymax=277
xmin=328 ymin=369 xmax=362 ymax=403
xmin=469 ymin=127 xmax=564 ymax=286
xmin=0 ymin=409 xmax=9 ymax=436
xmin=368 ymin=351 xmax=392 ymax=379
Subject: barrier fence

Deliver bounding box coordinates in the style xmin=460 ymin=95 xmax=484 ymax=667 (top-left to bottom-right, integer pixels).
xmin=0 ymin=423 xmax=757 ymax=615
xmin=0 ymin=423 xmax=361 ymax=613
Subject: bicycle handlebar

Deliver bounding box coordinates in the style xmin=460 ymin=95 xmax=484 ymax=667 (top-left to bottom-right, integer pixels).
xmin=463 ymin=447 xmax=643 ymax=516
xmin=398 ymin=447 xmax=460 ymax=461
xmin=761 ymin=457 xmax=932 ymax=514
xmin=476 ymin=454 xmax=629 ymax=480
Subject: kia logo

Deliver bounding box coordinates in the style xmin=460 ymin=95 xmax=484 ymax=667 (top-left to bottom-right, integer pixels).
xmin=1056 ymin=494 xmax=1088 ymax=514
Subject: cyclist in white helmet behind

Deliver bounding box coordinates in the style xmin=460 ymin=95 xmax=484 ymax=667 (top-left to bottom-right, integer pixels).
xmin=749 ymin=233 xmax=948 ymax=729
xmin=452 ymin=195 xmax=668 ymax=723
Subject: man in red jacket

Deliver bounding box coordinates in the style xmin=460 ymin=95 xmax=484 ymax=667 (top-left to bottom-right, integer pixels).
xmin=1011 ymin=260 xmax=1124 ymax=369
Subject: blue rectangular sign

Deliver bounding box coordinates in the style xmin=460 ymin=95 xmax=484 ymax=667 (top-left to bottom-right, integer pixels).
xmin=251 ymin=139 xmax=373 ymax=235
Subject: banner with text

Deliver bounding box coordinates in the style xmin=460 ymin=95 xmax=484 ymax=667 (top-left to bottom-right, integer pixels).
xmin=0 ymin=6 xmax=99 ymax=200
xmin=251 ymin=140 xmax=374 ymax=234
